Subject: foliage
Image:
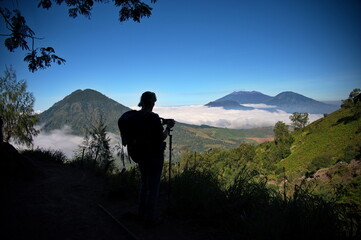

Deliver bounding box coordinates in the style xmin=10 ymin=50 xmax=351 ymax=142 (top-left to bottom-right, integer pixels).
xmin=37 ymin=0 xmax=157 ymax=22
xmin=1 ymin=0 xmax=157 ymax=72
xmin=273 ymin=121 xmax=294 ymax=159
xmin=274 ymin=121 xmax=292 ymax=144
xmin=308 ymin=154 xmax=334 ymax=173
xmin=169 ymin=168 xmax=226 ymax=221
xmin=341 ymin=88 xmax=361 ymax=108
xmin=340 ymin=144 xmax=361 ymax=163
xmin=250 ymin=122 xmax=293 ymax=173
xmin=21 ymin=148 xmax=67 ymax=164
xmin=0 ymin=8 xmax=65 ymax=72
xmin=341 ymin=88 xmax=361 ymax=119
xmin=0 ymin=66 xmax=39 ymax=146
xmin=179 ymin=144 xmax=257 ymax=188
xmin=166 ymin=164 xmax=360 ymax=239
xmin=279 ymin=105 xmax=361 ymax=180
xmin=74 ymin=114 xmax=114 ymax=173
xmin=289 ymin=112 xmax=309 ymax=130
xmin=24 ymin=47 xmax=66 ymax=72
xmin=177 ymin=105 xmax=361 ymax=215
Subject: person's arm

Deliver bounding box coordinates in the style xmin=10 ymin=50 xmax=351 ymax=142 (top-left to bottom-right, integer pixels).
xmin=163 ymin=126 xmax=171 ymax=140
xmin=162 ymin=120 xmax=175 ymax=139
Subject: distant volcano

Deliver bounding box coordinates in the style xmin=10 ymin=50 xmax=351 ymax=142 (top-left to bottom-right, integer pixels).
xmin=39 ymin=89 xmax=131 ymax=135
xmin=206 ymin=91 xmax=339 ymax=114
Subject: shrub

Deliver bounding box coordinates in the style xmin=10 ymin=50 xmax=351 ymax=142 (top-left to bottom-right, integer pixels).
xmin=108 ymin=167 xmax=140 ymax=200
xmin=21 ymin=148 xmax=67 ymax=164
xmin=338 ymin=145 xmax=360 ymax=163
xmin=308 ymin=154 xmax=333 ymax=172
xmin=168 ymin=168 xmax=226 ymax=222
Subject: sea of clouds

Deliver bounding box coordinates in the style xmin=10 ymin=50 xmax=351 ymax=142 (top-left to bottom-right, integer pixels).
xmin=153 ymin=105 xmax=323 ymax=129
xmin=26 ymin=105 xmax=323 ymax=158
xmin=27 ymin=125 xmax=122 ymax=158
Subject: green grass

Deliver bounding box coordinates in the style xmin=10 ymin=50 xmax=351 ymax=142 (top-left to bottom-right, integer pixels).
xmin=278 ymin=108 xmax=361 ymax=179
xmin=167 ymin=165 xmax=360 ymax=239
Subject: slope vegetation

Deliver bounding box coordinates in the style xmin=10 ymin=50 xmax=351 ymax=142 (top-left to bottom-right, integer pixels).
xmin=279 ymin=107 xmax=361 ymax=179
xmin=39 ymin=89 xmax=131 ymax=135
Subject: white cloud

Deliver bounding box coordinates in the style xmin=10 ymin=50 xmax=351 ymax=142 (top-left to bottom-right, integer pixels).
xmin=29 ymin=126 xmax=124 ymax=159
xmin=154 ymin=105 xmax=323 ymax=129
xmin=34 ymin=110 xmax=43 ymax=114
xmin=31 ymin=125 xmax=83 ymax=158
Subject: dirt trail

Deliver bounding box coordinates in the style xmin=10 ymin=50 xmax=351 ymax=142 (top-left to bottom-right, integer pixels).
xmin=1 ymin=159 xmax=214 ymax=240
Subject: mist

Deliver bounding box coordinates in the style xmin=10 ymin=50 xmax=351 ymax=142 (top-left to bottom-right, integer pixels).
xmin=154 ymin=105 xmax=323 ymax=129
xmin=31 ymin=125 xmax=83 ymax=158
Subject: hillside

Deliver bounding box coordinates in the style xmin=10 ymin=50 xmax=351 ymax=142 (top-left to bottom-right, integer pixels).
xmin=278 ymin=107 xmax=361 ymax=180
xmin=172 ymin=123 xmax=273 ymax=154
xmin=40 ymin=89 xmax=131 ymax=135
xmin=267 ymin=91 xmax=338 ymax=114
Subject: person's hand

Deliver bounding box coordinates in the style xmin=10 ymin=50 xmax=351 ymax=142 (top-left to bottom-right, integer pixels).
xmin=167 ymin=119 xmax=175 ymax=129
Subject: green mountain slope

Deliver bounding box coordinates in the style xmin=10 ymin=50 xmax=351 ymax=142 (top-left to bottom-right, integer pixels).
xmin=39 ymin=89 xmax=131 ymax=135
xmin=278 ymin=107 xmax=361 ymax=179
xmin=172 ymin=123 xmax=273 ymax=155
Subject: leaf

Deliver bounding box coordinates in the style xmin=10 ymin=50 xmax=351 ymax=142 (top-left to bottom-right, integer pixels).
xmin=23 ymin=47 xmax=66 ymax=72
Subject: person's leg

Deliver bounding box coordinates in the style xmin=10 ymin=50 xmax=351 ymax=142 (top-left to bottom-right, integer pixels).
xmin=145 ymin=155 xmax=164 ymax=222
xmin=138 ymin=163 xmax=149 ymax=219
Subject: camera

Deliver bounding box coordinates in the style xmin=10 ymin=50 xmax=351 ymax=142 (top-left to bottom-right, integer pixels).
xmin=161 ymin=118 xmax=175 ymax=128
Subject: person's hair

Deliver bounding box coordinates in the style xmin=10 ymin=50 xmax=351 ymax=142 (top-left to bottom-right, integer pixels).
xmin=138 ymin=91 xmax=157 ymax=108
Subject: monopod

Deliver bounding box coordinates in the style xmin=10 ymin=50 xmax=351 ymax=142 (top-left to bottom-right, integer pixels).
xmin=168 ymin=129 xmax=173 ymax=200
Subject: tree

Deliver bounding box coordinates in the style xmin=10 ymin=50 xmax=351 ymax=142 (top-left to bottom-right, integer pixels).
xmin=289 ymin=112 xmax=309 ymax=130
xmin=0 ymin=66 xmax=39 ymax=146
xmin=273 ymin=121 xmax=294 ymax=159
xmin=274 ymin=121 xmax=292 ymax=144
xmin=341 ymin=88 xmax=361 ymax=119
xmin=1 ymin=0 xmax=157 ymax=72
xmin=77 ymin=114 xmax=114 ymax=171
xmin=341 ymin=88 xmax=361 ymax=108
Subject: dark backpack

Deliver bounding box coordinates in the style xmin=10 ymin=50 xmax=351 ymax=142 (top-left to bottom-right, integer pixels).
xmin=118 ymin=110 xmax=145 ymax=163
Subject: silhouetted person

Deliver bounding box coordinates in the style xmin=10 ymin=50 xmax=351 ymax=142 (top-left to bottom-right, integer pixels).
xmin=135 ymin=91 xmax=175 ymax=227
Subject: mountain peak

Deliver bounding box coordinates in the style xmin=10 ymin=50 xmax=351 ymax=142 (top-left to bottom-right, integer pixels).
xmin=209 ymin=90 xmax=339 ymax=114
xmin=231 ymin=90 xmax=261 ymax=95
xmin=40 ymin=89 xmax=131 ymax=135
xmin=216 ymin=91 xmax=272 ymax=104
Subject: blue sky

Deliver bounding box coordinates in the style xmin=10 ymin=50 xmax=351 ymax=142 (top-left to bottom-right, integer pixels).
xmin=1 ymin=0 xmax=360 ymax=111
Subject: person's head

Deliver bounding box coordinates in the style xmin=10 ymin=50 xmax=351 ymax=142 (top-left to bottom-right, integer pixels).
xmin=138 ymin=91 xmax=157 ymax=110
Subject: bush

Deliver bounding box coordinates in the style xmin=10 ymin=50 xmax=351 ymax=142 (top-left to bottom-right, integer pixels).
xmin=21 ymin=148 xmax=67 ymax=164
xmin=338 ymin=145 xmax=360 ymax=163
xmin=108 ymin=167 xmax=140 ymax=200
xmin=168 ymin=168 xmax=226 ymax=222
xmin=168 ymin=164 xmax=360 ymax=239
xmin=308 ymin=154 xmax=333 ymax=172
